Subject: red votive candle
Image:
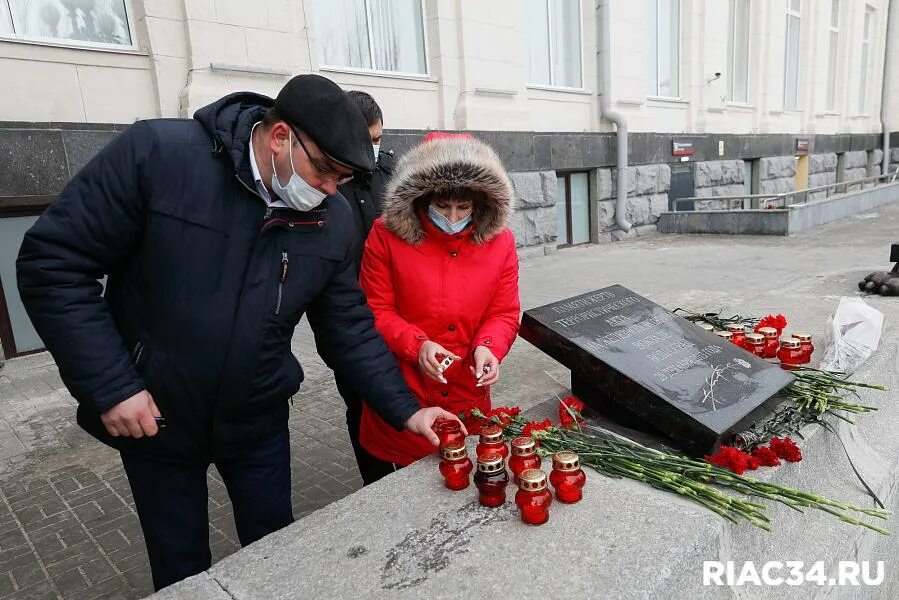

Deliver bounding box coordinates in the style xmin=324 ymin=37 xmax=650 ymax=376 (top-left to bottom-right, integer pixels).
xmin=745 ymin=333 xmax=767 ymax=358
xmin=725 ymin=323 xmax=747 ymax=348
xmin=549 ymin=451 xmax=587 ymax=503
xmin=515 ymin=468 xmax=553 ymax=525
xmin=794 ymin=332 xmax=814 ymax=364
xmin=476 ymin=425 xmax=508 ymax=461
xmin=474 ymin=452 xmax=509 ymax=507
xmin=759 ymin=327 xmax=780 ymax=359
xmin=777 ymin=338 xmax=804 ymax=370
xmin=508 ymin=437 xmax=541 ymax=484
xmin=434 ymin=419 xmax=466 ymax=448
xmin=438 ymin=441 xmax=473 ymax=491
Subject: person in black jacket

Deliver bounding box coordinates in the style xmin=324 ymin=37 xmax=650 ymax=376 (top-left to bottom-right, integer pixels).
xmin=16 ymin=74 xmax=464 ymax=591
xmin=339 ymin=91 xmax=395 ymax=276
xmin=336 ymin=91 xmax=398 ymax=485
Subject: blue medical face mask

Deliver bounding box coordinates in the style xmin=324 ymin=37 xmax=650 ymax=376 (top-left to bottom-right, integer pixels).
xmin=428 ymin=203 xmax=473 ymax=234
xmin=270 ymin=131 xmax=327 ymax=212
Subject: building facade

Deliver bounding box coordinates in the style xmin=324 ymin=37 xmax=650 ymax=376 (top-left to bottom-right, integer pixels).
xmin=1 ymin=0 xmax=898 ymax=358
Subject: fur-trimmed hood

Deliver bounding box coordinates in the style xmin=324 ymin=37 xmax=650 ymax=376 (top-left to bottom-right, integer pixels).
xmin=381 ymin=137 xmax=514 ymax=244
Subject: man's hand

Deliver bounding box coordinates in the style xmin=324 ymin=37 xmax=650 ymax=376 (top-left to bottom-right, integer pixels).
xmin=100 ymin=390 xmax=161 ymax=438
xmin=418 ymin=340 xmax=460 ymax=384
xmin=405 ymin=407 xmax=468 ymax=446
xmin=470 ymin=345 xmax=499 ymax=387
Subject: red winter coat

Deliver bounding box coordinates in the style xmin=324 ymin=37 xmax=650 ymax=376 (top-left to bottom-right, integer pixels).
xmin=358 ymin=137 xmax=521 ymax=466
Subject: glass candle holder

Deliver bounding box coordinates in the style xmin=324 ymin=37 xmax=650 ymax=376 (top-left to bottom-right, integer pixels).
xmin=475 ymin=425 xmax=508 ymax=461
xmin=438 ymin=441 xmax=473 ymax=491
xmin=794 ymin=332 xmax=814 ymax=364
xmin=758 ymin=327 xmax=780 ymax=359
xmin=725 ymin=323 xmax=747 ymax=348
xmin=777 ymin=338 xmax=804 ymax=370
xmin=434 ymin=419 xmax=466 ymax=448
xmin=515 ymin=468 xmax=553 ymax=525
xmin=508 ymin=437 xmax=541 ymax=484
xmin=473 ymin=452 xmax=509 ymax=507
xmin=549 ymin=451 xmax=587 ymax=503
xmin=744 ymin=333 xmax=766 ymax=358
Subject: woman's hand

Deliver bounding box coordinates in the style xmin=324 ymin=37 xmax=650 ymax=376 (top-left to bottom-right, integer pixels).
xmin=418 ymin=340 xmax=461 ymax=384
xmin=405 ymin=407 xmax=468 ymax=446
xmin=471 ymin=345 xmax=499 ymax=387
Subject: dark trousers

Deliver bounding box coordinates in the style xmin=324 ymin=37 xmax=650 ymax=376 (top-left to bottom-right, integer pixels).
xmin=121 ymin=426 xmax=294 ymax=591
xmin=334 ymin=373 xmax=403 ymax=486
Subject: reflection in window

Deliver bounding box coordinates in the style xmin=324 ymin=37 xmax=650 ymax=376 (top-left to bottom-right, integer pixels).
xmin=6 ymin=0 xmax=132 ymax=46
xmin=313 ymin=0 xmax=428 ymax=75
xmin=525 ymin=0 xmax=582 ymax=88
xmin=647 ymin=0 xmax=680 ymax=98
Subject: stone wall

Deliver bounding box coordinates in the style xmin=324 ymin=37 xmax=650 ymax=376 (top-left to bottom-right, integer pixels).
xmin=595 ymin=164 xmax=670 ymax=242
xmin=507 ymin=171 xmax=558 ymax=256
xmin=808 ymin=153 xmax=837 ymax=201
xmin=843 ymin=150 xmax=869 ymax=190
xmin=692 ymin=160 xmax=745 ymax=209
xmin=759 ymin=156 xmax=796 ymax=195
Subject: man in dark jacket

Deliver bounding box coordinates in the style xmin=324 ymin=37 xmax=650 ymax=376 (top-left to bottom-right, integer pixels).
xmin=336 ymin=91 xmax=398 ymax=484
xmin=339 ymin=91 xmax=395 ymax=275
xmin=16 ymin=74 xmax=463 ymax=591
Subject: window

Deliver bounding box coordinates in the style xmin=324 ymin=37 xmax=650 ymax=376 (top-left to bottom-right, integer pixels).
xmin=859 ymin=6 xmax=874 ymax=113
xmin=0 ymin=0 xmax=133 ymax=48
xmin=783 ymin=0 xmax=801 ymax=110
xmin=556 ymin=172 xmax=590 ymax=247
xmin=826 ymin=0 xmax=839 ymax=110
xmin=313 ymin=0 xmax=428 ymax=75
xmin=525 ymin=0 xmax=582 ymax=88
xmin=647 ymin=0 xmax=680 ymax=98
xmin=727 ymin=0 xmax=750 ymax=103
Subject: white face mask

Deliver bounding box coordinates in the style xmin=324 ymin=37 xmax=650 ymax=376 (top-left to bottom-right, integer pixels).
xmin=428 ymin=203 xmax=473 ymax=234
xmin=270 ymin=131 xmax=328 ymax=212
xmin=373 ymin=143 xmax=380 ymax=163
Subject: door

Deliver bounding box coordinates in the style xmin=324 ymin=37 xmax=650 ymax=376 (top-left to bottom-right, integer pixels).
xmin=556 ymin=172 xmax=591 ymax=247
xmin=668 ymin=163 xmax=695 ymax=211
xmin=0 ymin=215 xmax=44 ymax=357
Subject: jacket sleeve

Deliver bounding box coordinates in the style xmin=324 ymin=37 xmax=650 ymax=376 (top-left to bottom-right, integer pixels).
xmin=471 ymin=231 xmax=521 ymax=362
xmin=16 ymin=122 xmax=157 ymax=414
xmin=306 ymin=255 xmax=421 ymax=431
xmin=358 ymin=222 xmax=429 ymax=363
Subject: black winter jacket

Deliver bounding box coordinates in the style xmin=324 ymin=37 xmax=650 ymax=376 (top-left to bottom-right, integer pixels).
xmin=16 ymin=92 xmax=420 ymax=462
xmin=338 ymin=150 xmax=395 ymax=275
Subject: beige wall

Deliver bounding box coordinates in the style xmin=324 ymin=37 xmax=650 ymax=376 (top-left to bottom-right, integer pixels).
xmin=0 ymin=0 xmax=895 ymax=137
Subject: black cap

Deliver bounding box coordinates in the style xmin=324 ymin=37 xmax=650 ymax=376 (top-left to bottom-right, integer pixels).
xmin=274 ymin=74 xmax=375 ymax=173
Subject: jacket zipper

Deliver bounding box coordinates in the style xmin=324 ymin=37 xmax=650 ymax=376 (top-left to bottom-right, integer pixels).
xmin=275 ymin=249 xmax=288 ymax=315
xmin=131 ymin=341 xmax=145 ymax=366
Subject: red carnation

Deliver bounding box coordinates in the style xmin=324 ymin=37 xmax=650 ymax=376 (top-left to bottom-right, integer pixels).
xmin=705 ymin=446 xmax=754 ymax=475
xmin=486 ymin=406 xmax=521 ymax=425
xmin=559 ymin=396 xmax=586 ymax=428
xmin=521 ymin=418 xmax=553 ymax=445
xmin=751 ymin=446 xmax=781 ymax=467
xmin=770 ymin=437 xmax=802 ymax=462
xmin=755 ymin=314 xmax=788 ymax=335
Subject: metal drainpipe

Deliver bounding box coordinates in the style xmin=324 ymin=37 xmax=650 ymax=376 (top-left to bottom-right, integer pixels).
xmin=598 ymin=0 xmax=632 ymax=232
xmin=882 ymin=0 xmax=895 ymax=176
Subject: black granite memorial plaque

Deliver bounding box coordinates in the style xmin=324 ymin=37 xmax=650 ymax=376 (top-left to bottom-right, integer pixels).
xmin=519 ymin=285 xmax=794 ymax=456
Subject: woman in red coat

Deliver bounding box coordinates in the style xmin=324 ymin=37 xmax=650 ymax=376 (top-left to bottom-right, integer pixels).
xmin=358 ymin=134 xmax=521 ymax=480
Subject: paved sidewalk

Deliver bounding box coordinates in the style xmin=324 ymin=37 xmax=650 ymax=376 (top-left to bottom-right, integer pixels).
xmin=1 ymin=201 xmax=898 ymax=599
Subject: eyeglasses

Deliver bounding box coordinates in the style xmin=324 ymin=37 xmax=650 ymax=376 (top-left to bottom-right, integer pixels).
xmin=289 ymin=127 xmax=354 ymax=185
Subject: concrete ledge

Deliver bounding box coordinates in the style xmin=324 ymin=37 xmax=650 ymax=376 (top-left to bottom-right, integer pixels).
xmin=658 ymin=209 xmax=790 ymax=235
xmin=788 ymin=182 xmax=899 ymax=233
xmin=658 ymin=182 xmax=899 ymax=236
xmin=150 ymin=332 xmax=899 ymax=599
